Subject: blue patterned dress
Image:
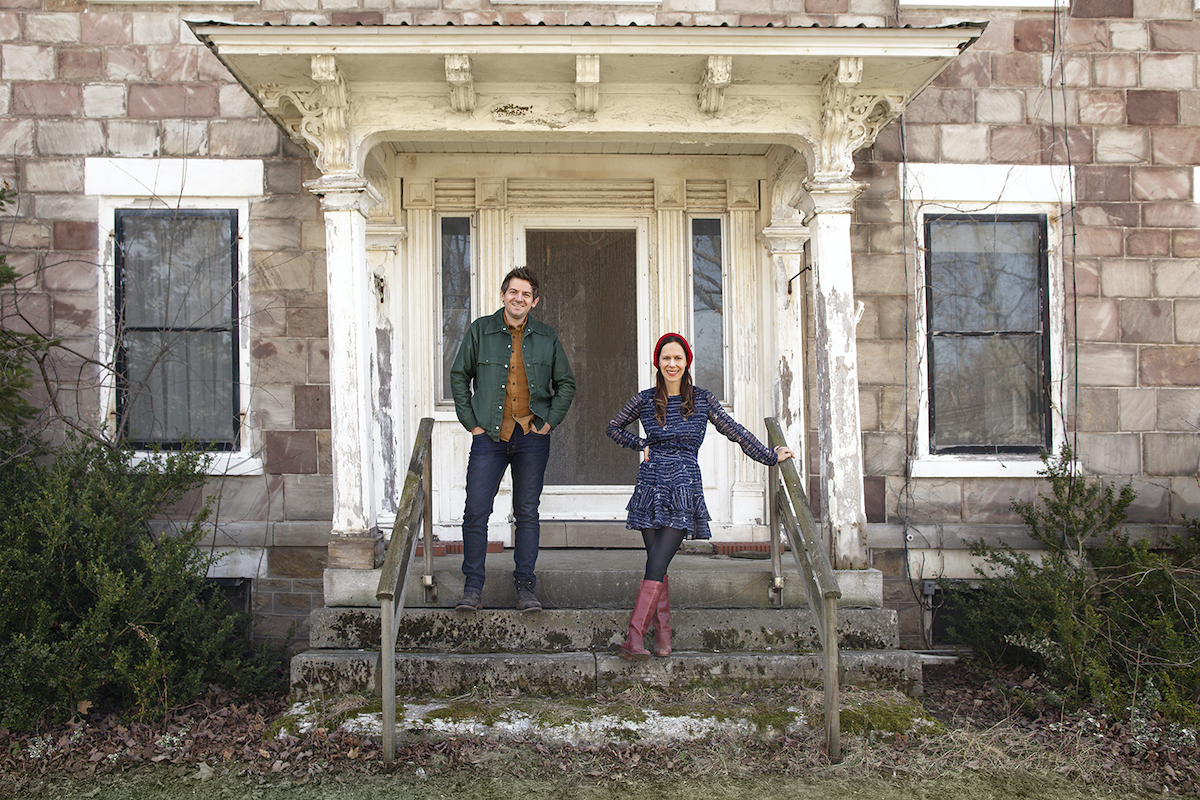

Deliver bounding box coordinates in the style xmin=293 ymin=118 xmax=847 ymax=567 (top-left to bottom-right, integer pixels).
xmin=606 ymin=387 xmax=779 ymax=540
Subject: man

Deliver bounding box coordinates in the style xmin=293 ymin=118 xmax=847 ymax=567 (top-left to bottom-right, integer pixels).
xmin=449 ymin=267 xmax=576 ymax=613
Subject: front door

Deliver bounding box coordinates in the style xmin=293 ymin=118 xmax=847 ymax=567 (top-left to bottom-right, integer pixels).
xmin=514 ymin=217 xmax=650 ymax=535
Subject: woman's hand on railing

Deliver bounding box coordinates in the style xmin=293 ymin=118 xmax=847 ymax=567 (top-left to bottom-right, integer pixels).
xmin=774 ymin=445 xmax=794 ymax=462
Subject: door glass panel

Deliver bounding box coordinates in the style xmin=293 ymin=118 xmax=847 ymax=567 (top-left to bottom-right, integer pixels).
xmin=440 ymin=217 xmax=472 ymax=400
xmin=527 ymin=229 xmax=638 ymax=486
xmin=692 ymin=218 xmax=725 ymax=401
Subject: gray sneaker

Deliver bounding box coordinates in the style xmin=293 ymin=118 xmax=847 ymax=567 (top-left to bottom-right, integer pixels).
xmin=515 ymin=580 xmax=542 ymax=613
xmin=455 ymin=589 xmax=482 ymax=613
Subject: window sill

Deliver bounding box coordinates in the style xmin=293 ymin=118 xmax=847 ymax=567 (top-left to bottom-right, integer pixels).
xmin=131 ymin=450 xmax=263 ymax=477
xmin=909 ymin=456 xmax=1048 ymax=479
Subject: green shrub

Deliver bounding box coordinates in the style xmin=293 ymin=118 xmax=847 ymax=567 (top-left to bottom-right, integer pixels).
xmin=0 ymin=433 xmax=287 ymax=731
xmin=943 ymin=445 xmax=1200 ymax=721
xmin=0 ymin=182 xmax=50 ymax=431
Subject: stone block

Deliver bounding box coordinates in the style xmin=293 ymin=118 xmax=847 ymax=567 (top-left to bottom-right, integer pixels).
xmin=1127 ymin=90 xmax=1179 ymax=125
xmin=1172 ymin=231 xmax=1200 ymax=258
xmin=1078 ymin=90 xmax=1127 ymax=126
xmin=939 ymin=125 xmax=988 ymax=163
xmin=246 ymin=381 xmax=296 ymax=432
xmin=273 ymin=521 xmax=331 ymax=547
xmin=891 ymin=478 xmax=961 ymax=523
xmin=128 ymin=84 xmax=218 ymax=119
xmin=210 ymin=119 xmax=283 ymax=157
xmin=251 ymin=247 xmax=315 ymax=292
xmin=1132 ymin=167 xmax=1192 ymax=202
xmin=0 ymin=120 xmax=34 ymax=157
xmin=162 ymin=120 xmax=208 ymax=157
xmin=1074 ymin=225 xmax=1123 ymax=257
xmin=36 ymin=120 xmax=105 ymax=156
xmin=24 ymin=159 xmax=84 ymax=194
xmin=862 ymin=431 xmax=905 ymax=475
xmin=1120 ymin=299 xmax=1174 ymax=343
xmin=282 ymin=473 xmax=335 ymax=519
xmin=1075 ymin=387 xmax=1118 ymax=431
xmin=131 ymin=12 xmax=178 ymax=45
xmin=1041 ymin=125 xmax=1093 ymax=166
xmin=294 ymin=383 xmax=331 ymax=430
xmin=1073 ymin=0 xmax=1133 ymax=15
xmin=875 ymin=295 xmax=909 ymax=340
xmin=1119 ymin=387 xmax=1157 ymax=431
xmin=26 ymin=12 xmax=80 ymax=43
xmin=57 ymin=48 xmax=101 ymax=80
xmin=1154 ymin=259 xmax=1200 ymax=296
xmin=0 ymin=12 xmax=18 ymax=41
xmin=963 ymin=479 xmax=1033 ymax=524
xmin=251 ymin=194 xmax=319 ymax=220
xmin=105 ymin=47 xmax=147 ymax=82
xmin=1014 ymin=18 xmax=1056 ymax=51
xmin=251 ymin=336 xmax=310 ymax=385
xmin=81 ymin=83 xmax=126 ymax=118
xmin=107 ymin=120 xmax=159 ymax=158
xmin=1073 ymin=298 xmax=1119 ymax=341
xmin=1144 ymin=433 xmax=1200 ymax=476
xmin=1126 ymin=229 xmax=1170 ymax=257
xmin=1169 ymin=477 xmax=1200 ymax=521
xmin=206 ymin=472 xmax=283 ymax=521
xmin=867 ymin=222 xmax=903 ymax=255
xmin=1076 ymin=433 xmax=1141 ymax=474
xmin=52 ymin=221 xmax=96 ymax=251
xmin=1157 ymin=388 xmax=1200 ymax=431
xmin=1125 ymin=478 xmax=1169 ymax=523
xmin=317 ymin=430 xmax=332 ymax=475
xmin=1077 ymin=165 xmax=1130 ymax=202
xmin=1095 ymin=127 xmax=1149 ymax=163
xmin=266 ymin=429 xmax=319 ymax=475
xmin=81 ymin=12 xmax=131 ymax=44
xmin=1176 ymin=300 xmax=1200 ymax=343
xmin=265 ymin=160 xmax=302 ymax=195
xmin=1093 ymin=55 xmax=1138 ymax=88
xmin=1110 ymin=20 xmax=1149 ymax=50
xmin=1076 ymin=343 xmax=1138 ymax=386
xmin=1140 ymin=346 xmax=1200 ymax=386
xmin=2 ymin=44 xmax=54 ymax=81
xmin=905 ymin=88 xmax=973 ymax=124
xmin=219 ymin=83 xmax=261 ymax=118
xmin=1078 ymin=202 xmax=1137 ymax=228
xmin=1141 ymin=54 xmax=1195 ymax=90
xmin=975 ymin=90 xmax=1024 ymax=125
xmin=1099 ymin=259 xmax=1152 ymax=298
xmin=34 ymin=193 xmax=97 ymax=222
xmin=269 ymin=547 xmax=326 ymax=580
xmin=1144 ymin=202 xmax=1200 ymax=228
xmin=855 ymin=340 xmax=905 ymax=385
xmin=1152 ymin=128 xmax=1200 ymax=165
xmin=309 ymin=341 xmax=330 ymax=383
xmin=850 ymin=253 xmax=905 ymax=295
xmin=994 ymin=53 xmax=1039 ymax=86
xmin=146 ymin=45 xmax=199 ymax=82
xmin=13 ymin=83 xmax=81 ymax=117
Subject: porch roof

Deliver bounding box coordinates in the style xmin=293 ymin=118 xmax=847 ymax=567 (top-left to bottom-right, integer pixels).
xmin=191 ymin=23 xmax=984 ymax=172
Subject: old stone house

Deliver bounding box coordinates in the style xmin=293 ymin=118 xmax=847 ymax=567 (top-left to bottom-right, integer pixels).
xmin=2 ymin=0 xmax=1197 ymax=648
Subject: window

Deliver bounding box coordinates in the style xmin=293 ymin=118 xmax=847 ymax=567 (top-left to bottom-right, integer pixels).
xmin=440 ymin=216 xmax=472 ymax=401
xmin=924 ymin=214 xmax=1049 ymax=454
xmin=691 ymin=217 xmax=725 ymax=401
xmin=115 ymin=209 xmax=239 ymax=449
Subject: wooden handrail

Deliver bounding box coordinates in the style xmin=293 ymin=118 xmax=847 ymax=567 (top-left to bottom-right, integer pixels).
xmin=765 ymin=417 xmax=841 ymax=762
xmin=376 ymin=417 xmax=435 ymax=764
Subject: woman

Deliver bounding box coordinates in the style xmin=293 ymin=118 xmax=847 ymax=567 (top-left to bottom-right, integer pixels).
xmin=606 ymin=333 xmax=793 ymax=661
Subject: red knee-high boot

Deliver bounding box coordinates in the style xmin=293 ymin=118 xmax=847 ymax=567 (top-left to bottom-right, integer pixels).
xmin=619 ymin=580 xmax=663 ymax=661
xmin=653 ymin=574 xmax=671 ymax=657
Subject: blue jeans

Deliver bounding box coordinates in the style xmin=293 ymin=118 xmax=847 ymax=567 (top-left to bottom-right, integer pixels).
xmin=461 ymin=425 xmax=552 ymax=592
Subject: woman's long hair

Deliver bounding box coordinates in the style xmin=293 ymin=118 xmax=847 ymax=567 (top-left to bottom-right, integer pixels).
xmin=653 ymin=334 xmax=695 ymax=427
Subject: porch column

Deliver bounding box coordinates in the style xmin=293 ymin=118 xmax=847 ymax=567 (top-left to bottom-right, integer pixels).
xmin=307 ymin=172 xmax=384 ymax=569
xmin=806 ymin=179 xmax=868 ymax=569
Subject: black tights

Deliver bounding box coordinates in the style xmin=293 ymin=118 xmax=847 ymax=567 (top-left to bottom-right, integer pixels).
xmin=641 ymin=527 xmax=687 ymax=582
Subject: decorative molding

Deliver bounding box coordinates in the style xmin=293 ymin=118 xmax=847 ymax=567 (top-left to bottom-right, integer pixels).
xmin=699 ymin=56 xmax=732 ymax=116
xmin=576 ymin=55 xmax=600 ymax=114
xmin=304 ymin=173 xmax=383 ymax=216
xmin=366 ymin=224 xmax=409 ymax=253
xmin=816 ymin=56 xmax=905 ymax=182
xmin=727 ymin=180 xmax=758 ymax=211
xmin=404 ymin=178 xmax=436 ymax=209
xmin=260 ymin=55 xmax=351 ymax=173
xmin=445 ymin=54 xmax=476 ymax=113
xmin=655 ymin=179 xmax=686 ymax=210
xmin=476 ymin=178 xmax=507 ymax=208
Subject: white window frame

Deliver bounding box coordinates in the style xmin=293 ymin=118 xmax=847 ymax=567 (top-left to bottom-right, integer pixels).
xmin=905 ymin=164 xmax=1073 ymax=479
xmin=86 ymin=157 xmax=263 ymax=476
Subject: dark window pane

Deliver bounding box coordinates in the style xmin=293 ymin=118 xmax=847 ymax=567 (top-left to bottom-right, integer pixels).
xmin=926 ymin=215 xmax=1048 ymax=454
xmin=441 ymin=217 xmax=471 ymax=400
xmin=116 ymin=209 xmax=238 ymax=448
xmin=930 ymin=334 xmax=1044 ymax=450
xmin=928 ymin=219 xmax=1041 ymax=332
xmin=692 ymin=218 xmax=724 ymax=402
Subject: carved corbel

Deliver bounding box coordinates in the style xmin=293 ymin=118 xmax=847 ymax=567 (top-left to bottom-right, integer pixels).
xmin=576 ymin=55 xmax=600 ymax=114
xmin=699 ymin=56 xmax=732 ymax=116
xmin=446 ymin=54 xmax=476 ymax=113
xmin=815 ymin=56 xmax=905 ymax=183
xmin=260 ymin=54 xmax=353 ymax=174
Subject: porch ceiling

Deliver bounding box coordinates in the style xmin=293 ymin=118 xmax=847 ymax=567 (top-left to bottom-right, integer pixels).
xmin=192 ymin=23 xmax=983 ymax=174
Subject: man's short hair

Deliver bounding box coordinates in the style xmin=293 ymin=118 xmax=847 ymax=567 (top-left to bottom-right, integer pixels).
xmin=501 ymin=266 xmax=540 ymax=299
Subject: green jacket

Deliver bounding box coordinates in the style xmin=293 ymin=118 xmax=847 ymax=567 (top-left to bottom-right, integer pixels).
xmin=450 ymin=309 xmax=576 ymax=441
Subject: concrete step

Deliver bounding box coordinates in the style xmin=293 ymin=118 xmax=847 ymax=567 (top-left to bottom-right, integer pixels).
xmin=324 ymin=548 xmax=884 ymax=609
xmin=309 ymin=607 xmax=900 ymax=653
xmin=290 ymin=649 xmax=923 ymax=699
